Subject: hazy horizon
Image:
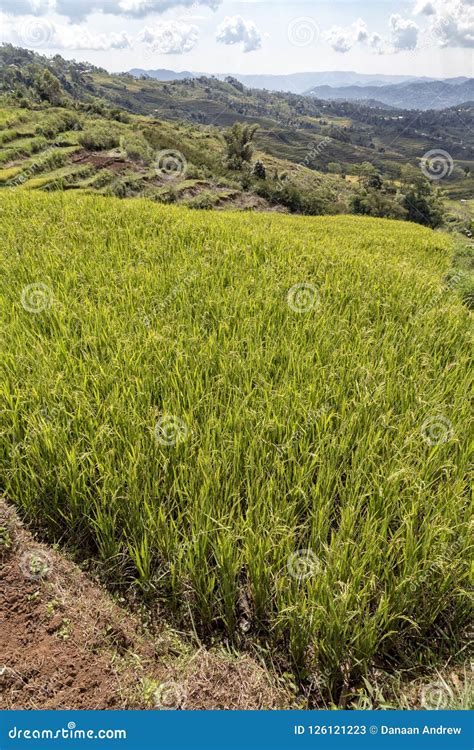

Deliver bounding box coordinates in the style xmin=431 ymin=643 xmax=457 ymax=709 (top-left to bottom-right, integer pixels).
xmin=1 ymin=1 xmax=472 ymax=79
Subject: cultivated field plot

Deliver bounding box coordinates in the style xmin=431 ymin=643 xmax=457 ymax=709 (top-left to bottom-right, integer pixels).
xmin=1 ymin=193 xmax=472 ymax=698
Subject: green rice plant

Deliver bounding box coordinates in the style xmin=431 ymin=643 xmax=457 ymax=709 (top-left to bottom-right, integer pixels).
xmin=0 ymin=129 xmax=19 ymax=145
xmin=0 ymin=192 xmax=472 ymax=698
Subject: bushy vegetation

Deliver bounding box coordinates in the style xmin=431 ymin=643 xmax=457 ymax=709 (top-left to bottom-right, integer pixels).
xmin=1 ymin=192 xmax=471 ymax=699
xmin=35 ymin=111 xmax=82 ymax=139
xmin=120 ymin=131 xmax=153 ymax=164
xmin=78 ymin=122 xmax=122 ymax=151
xmin=224 ymin=123 xmax=259 ymax=170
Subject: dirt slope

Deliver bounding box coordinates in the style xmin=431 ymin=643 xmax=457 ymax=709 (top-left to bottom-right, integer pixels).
xmin=0 ymin=499 xmax=292 ymax=710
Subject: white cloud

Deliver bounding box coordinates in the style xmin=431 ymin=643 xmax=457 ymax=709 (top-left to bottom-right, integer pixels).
xmin=0 ymin=0 xmax=54 ymax=14
xmin=368 ymin=32 xmax=385 ymax=54
xmin=137 ymin=20 xmax=198 ymax=53
xmin=118 ymin=0 xmax=219 ymax=17
xmin=428 ymin=0 xmax=474 ymax=48
xmin=389 ymin=14 xmax=419 ymax=51
xmin=0 ymin=14 xmax=132 ymax=49
xmin=324 ymin=18 xmax=385 ymax=53
xmin=352 ymin=18 xmax=370 ymax=44
xmin=216 ymin=15 xmax=262 ymax=52
xmin=62 ymin=30 xmax=130 ymax=49
xmin=324 ymin=26 xmax=354 ymax=53
xmin=414 ymin=1 xmax=437 ymax=14
xmin=325 ymin=14 xmax=421 ymax=54
xmin=0 ymin=10 xmax=201 ymax=53
xmin=324 ymin=1 xmax=473 ymax=55
xmin=1 ymin=0 xmax=221 ymax=21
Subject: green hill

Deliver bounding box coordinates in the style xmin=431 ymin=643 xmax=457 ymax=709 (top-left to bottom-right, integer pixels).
xmin=1 ymin=44 xmax=473 ymax=221
xmin=1 ymin=191 xmax=471 ymax=700
xmin=0 ymin=98 xmax=351 ymax=213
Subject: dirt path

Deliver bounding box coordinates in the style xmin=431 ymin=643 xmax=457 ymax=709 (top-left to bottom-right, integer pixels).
xmin=0 ymin=499 xmax=291 ymax=710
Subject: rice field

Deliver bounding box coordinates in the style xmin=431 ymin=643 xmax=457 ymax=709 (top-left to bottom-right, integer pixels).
xmin=1 ymin=192 xmax=472 ymax=697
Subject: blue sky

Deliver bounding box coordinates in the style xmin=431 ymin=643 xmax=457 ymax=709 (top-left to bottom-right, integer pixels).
xmin=1 ymin=0 xmax=472 ymax=76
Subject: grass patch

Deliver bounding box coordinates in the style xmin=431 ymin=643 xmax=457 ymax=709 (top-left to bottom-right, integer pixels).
xmin=0 ymin=192 xmax=471 ymax=700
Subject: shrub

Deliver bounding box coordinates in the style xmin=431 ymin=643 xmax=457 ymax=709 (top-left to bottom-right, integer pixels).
xmin=36 ymin=112 xmax=82 ymax=139
xmin=121 ymin=133 xmax=153 ymax=164
xmin=224 ymin=123 xmax=259 ymax=170
xmin=79 ymin=124 xmax=121 ymax=151
xmin=34 ymin=69 xmax=64 ymax=106
xmin=30 ymin=149 xmax=68 ymax=175
xmin=350 ymin=189 xmax=407 ymax=220
xmin=252 ymin=160 xmax=266 ymax=180
xmin=0 ymin=130 xmax=19 ymax=145
xmin=402 ymin=178 xmax=445 ymax=228
xmin=185 ymin=191 xmax=219 ymax=209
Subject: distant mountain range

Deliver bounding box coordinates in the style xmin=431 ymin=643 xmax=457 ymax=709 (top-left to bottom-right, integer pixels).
xmin=129 ymin=68 xmax=195 ymax=82
xmin=304 ymin=78 xmax=474 ymax=111
xmin=128 ymin=69 xmax=473 ymax=110
xmin=222 ymin=72 xmax=434 ymax=93
xmin=128 ymin=69 xmax=432 ymax=93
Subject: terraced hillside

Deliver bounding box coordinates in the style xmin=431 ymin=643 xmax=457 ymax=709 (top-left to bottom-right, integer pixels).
xmin=0 ymin=101 xmax=350 ymax=211
xmin=2 ymin=44 xmax=473 ymax=211
xmin=1 ymin=192 xmax=472 ymax=701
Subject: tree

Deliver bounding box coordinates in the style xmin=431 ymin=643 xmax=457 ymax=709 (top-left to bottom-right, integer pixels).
xmin=224 ymin=123 xmax=258 ymax=170
xmin=225 ymin=76 xmax=244 ymax=93
xmin=402 ymin=177 xmax=445 ymax=228
xmin=327 ymin=162 xmax=342 ymax=175
xmin=34 ymin=69 xmax=63 ymax=106
xmin=355 ymin=162 xmax=383 ymax=190
xmin=350 ymin=189 xmax=406 ymax=220
xmin=252 ymin=160 xmax=266 ymax=179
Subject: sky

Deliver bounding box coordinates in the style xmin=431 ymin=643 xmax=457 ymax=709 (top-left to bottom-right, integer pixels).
xmin=0 ymin=0 xmax=473 ymax=78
